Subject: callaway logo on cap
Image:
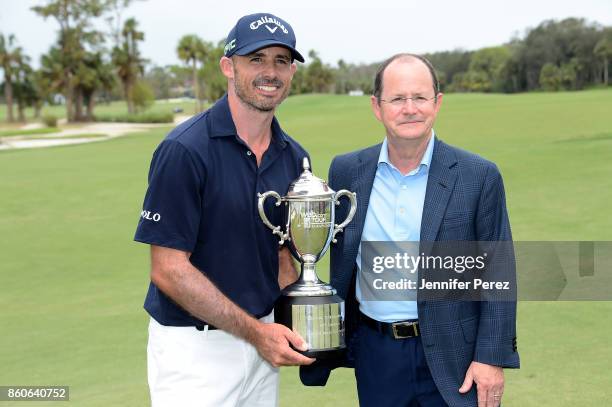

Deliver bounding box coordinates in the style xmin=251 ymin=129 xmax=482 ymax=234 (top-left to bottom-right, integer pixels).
xmin=224 ymin=13 xmax=305 ymax=62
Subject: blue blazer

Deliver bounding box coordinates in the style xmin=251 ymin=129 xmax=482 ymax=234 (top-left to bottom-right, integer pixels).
xmin=300 ymin=138 xmax=520 ymax=406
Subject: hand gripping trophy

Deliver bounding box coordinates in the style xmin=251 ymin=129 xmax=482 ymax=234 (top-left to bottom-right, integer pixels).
xmin=258 ymin=158 xmax=357 ymax=359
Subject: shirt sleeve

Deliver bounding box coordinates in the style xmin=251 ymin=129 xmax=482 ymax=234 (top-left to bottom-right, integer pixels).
xmin=134 ymin=139 xmax=204 ymax=252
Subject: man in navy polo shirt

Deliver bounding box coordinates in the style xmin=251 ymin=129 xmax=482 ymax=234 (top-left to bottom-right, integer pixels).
xmin=134 ymin=13 xmax=313 ymax=407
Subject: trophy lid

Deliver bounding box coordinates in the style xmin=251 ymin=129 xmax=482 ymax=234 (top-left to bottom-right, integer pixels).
xmin=285 ymin=157 xmax=335 ymax=199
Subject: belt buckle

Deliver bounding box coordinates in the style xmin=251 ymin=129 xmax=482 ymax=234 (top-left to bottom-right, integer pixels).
xmin=391 ymin=321 xmax=418 ymax=339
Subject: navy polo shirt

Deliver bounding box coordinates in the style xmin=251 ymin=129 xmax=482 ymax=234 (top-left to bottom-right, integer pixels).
xmin=134 ymin=94 xmax=308 ymax=327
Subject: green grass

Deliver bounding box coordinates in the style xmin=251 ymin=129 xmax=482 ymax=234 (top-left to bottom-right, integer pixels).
xmin=93 ymin=111 xmax=174 ymax=123
xmin=1 ymin=89 xmax=611 ymax=406
xmin=0 ymin=99 xmax=202 ymax=123
xmin=24 ymin=133 xmax=108 ymax=140
xmin=0 ymin=127 xmax=60 ymax=137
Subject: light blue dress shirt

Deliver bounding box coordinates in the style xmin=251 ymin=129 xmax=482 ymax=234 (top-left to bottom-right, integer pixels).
xmin=356 ymin=133 xmax=435 ymax=322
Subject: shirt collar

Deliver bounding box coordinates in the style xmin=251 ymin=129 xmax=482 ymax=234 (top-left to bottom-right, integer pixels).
xmin=208 ymin=93 xmax=288 ymax=147
xmin=378 ymin=130 xmax=436 ymax=173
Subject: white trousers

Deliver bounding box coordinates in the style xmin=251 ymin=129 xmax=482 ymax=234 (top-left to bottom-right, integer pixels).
xmin=147 ymin=314 xmax=279 ymax=407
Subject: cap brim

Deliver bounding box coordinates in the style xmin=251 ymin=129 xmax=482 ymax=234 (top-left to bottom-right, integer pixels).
xmin=233 ymin=40 xmax=305 ymax=63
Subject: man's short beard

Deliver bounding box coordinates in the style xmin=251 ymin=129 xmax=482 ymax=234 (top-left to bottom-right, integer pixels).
xmin=235 ymin=83 xmax=275 ymax=112
xmin=232 ymin=68 xmax=288 ymax=112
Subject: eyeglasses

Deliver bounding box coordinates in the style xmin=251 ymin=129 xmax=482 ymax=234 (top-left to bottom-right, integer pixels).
xmin=379 ymin=95 xmax=437 ymax=108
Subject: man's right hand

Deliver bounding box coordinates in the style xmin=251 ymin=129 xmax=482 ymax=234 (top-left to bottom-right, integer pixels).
xmin=251 ymin=322 xmax=316 ymax=367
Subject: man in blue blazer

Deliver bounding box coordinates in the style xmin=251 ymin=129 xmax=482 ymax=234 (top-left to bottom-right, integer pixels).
xmin=300 ymin=54 xmax=519 ymax=406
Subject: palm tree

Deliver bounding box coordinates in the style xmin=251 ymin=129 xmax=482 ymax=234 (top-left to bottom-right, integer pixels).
xmin=0 ymin=33 xmax=21 ymax=123
xmin=31 ymin=69 xmax=51 ymax=119
xmin=112 ymin=17 xmax=145 ymax=114
xmin=79 ymin=52 xmax=115 ymax=120
xmin=198 ymin=40 xmax=226 ymax=102
xmin=177 ymin=34 xmax=207 ymax=113
xmin=57 ymin=28 xmax=82 ymax=122
xmin=12 ymin=49 xmax=32 ymax=122
xmin=32 ymin=0 xmax=106 ymax=122
xmin=594 ymin=29 xmax=612 ymax=86
xmin=40 ymin=45 xmax=67 ymax=102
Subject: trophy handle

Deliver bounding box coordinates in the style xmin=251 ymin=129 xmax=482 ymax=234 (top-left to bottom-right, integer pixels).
xmin=257 ymin=191 xmax=289 ymax=245
xmin=332 ymin=190 xmax=357 ymax=243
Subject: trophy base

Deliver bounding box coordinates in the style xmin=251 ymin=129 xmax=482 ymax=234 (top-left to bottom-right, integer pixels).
xmin=299 ymin=346 xmax=346 ymax=360
xmin=275 ymin=293 xmax=345 ymax=356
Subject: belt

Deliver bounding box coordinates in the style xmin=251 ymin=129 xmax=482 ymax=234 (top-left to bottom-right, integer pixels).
xmin=360 ymin=312 xmax=419 ymax=339
xmin=194 ymin=310 xmax=272 ymax=332
xmin=195 ymin=323 xmax=218 ymax=331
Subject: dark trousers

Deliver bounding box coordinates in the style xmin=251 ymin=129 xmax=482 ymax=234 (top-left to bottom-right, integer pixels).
xmin=354 ymin=320 xmax=448 ymax=407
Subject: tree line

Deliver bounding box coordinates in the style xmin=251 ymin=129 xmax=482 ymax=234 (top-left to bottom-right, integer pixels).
xmin=1 ymin=0 xmax=148 ymax=123
xmin=1 ymin=2 xmax=611 ymax=124
xmin=305 ymin=17 xmax=611 ymax=95
xmin=0 ymin=0 xmax=219 ymax=123
xmin=428 ymin=18 xmax=612 ymax=93
xmin=142 ymin=17 xmax=612 ymax=102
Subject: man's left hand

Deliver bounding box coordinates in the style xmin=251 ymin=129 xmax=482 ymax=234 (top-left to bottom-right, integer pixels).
xmin=458 ymin=361 xmax=504 ymax=407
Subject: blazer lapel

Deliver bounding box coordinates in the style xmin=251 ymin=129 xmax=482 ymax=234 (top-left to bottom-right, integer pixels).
xmin=343 ymin=144 xmax=381 ymax=260
xmin=420 ymin=139 xmax=458 ymax=242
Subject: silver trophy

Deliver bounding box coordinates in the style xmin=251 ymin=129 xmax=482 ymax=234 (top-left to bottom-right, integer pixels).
xmin=258 ymin=158 xmax=357 ymax=358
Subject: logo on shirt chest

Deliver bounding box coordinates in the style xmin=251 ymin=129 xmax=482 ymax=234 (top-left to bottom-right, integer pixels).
xmin=141 ymin=210 xmax=161 ymax=222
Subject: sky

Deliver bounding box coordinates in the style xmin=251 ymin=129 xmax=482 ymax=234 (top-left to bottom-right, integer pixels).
xmin=1 ymin=0 xmax=611 ymax=68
